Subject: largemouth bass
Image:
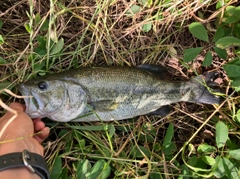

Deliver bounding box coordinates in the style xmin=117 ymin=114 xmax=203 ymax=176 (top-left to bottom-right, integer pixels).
xmin=17 ymin=65 xmax=221 ymax=122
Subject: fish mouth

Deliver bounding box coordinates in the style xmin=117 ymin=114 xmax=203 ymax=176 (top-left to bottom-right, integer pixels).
xmin=16 ymin=84 xmax=30 ymax=106
xmin=17 ymin=84 xmax=45 ymax=118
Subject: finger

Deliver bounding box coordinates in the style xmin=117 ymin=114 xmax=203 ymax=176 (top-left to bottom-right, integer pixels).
xmin=34 ymin=127 xmax=50 ymax=143
xmin=34 ymin=120 xmax=46 ymax=132
xmin=9 ymin=102 xmax=26 ymax=112
xmin=32 ymin=118 xmax=42 ymax=125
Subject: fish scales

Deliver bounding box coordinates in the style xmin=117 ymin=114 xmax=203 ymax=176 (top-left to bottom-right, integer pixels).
xmin=68 ymin=67 xmax=177 ymax=121
xmin=70 ymin=67 xmax=181 ymax=119
xmin=17 ymin=66 xmax=220 ymax=122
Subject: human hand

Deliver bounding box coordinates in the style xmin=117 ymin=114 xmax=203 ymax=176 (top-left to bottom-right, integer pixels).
xmin=0 ymin=102 xmax=50 ymax=156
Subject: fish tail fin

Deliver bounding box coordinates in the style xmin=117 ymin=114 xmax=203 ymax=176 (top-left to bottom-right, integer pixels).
xmin=194 ymin=85 xmax=222 ymax=104
xmin=190 ymin=73 xmax=223 ymax=105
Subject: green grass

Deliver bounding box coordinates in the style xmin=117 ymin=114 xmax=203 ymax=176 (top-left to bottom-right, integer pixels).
xmin=1 ymin=0 xmax=240 ymax=178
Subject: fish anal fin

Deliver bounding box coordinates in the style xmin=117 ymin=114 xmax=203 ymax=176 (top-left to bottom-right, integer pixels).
xmin=146 ymin=105 xmax=172 ymax=117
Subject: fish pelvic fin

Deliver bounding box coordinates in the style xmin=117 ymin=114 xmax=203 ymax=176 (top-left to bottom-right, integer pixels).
xmin=190 ymin=75 xmax=222 ymax=105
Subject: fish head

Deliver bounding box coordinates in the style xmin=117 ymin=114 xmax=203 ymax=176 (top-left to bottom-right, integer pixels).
xmin=17 ymin=77 xmax=88 ymax=122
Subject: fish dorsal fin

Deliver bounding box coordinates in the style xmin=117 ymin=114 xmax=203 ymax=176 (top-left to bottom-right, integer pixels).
xmin=88 ymin=100 xmax=119 ymax=112
xmin=137 ymin=64 xmax=173 ymax=80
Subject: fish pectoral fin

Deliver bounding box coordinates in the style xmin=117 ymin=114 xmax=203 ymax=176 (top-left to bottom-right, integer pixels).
xmin=88 ymin=100 xmax=119 ymax=112
xmin=146 ymin=105 xmax=172 ymax=117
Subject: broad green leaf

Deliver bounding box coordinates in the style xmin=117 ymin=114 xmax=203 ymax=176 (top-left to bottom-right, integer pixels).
xmin=150 ymin=172 xmax=162 ymax=179
xmin=229 ymin=149 xmax=240 ymax=160
xmin=126 ymin=5 xmax=141 ymax=16
xmin=189 ymin=22 xmax=209 ymax=42
xmin=142 ymin=22 xmax=152 ymax=32
xmin=222 ymin=157 xmax=240 ymax=179
xmin=99 ymin=164 xmax=111 ymax=179
xmin=60 ymin=167 xmax=68 ymax=179
xmin=50 ymin=156 xmax=62 ymax=179
xmin=233 ymin=24 xmax=240 ymax=39
xmin=231 ymin=76 xmax=240 ymax=87
xmin=178 ymin=164 xmax=190 ymax=179
xmin=202 ymin=50 xmax=212 ymax=66
xmin=213 ymin=47 xmax=227 ymax=59
xmin=234 ymin=87 xmax=240 ymax=92
xmin=88 ymin=160 xmax=111 ymax=179
xmin=163 ymin=123 xmax=174 ymax=148
xmin=213 ymin=156 xmax=225 ymax=178
xmin=227 ymin=57 xmax=240 ymax=65
xmin=88 ymin=161 xmax=104 ymax=178
xmin=131 ymin=145 xmax=151 ymax=158
xmin=139 ymin=132 xmax=154 ymax=143
xmin=187 ymin=155 xmax=198 ymax=166
xmin=0 ymin=57 xmax=7 ymax=64
xmin=213 ymin=27 xmax=225 ymax=42
xmin=35 ymin=13 xmax=41 ymax=25
xmin=35 ymin=36 xmax=47 ymax=55
xmin=33 ymin=61 xmax=45 ymax=72
xmin=225 ymin=6 xmax=235 ymax=15
xmin=38 ymin=72 xmax=46 ymax=76
xmin=0 ymin=20 xmax=3 ymax=28
xmin=183 ymin=47 xmax=203 ymax=62
xmin=231 ymin=77 xmax=240 ymax=89
xmin=216 ymin=1 xmax=225 ymax=10
xmin=201 ymin=156 xmax=216 ymax=166
xmin=197 ymin=143 xmax=217 ymax=154
xmin=216 ymin=36 xmax=240 ymax=49
xmin=77 ymin=160 xmax=91 ymax=179
xmin=223 ymin=64 xmax=240 ymax=77
xmin=108 ymin=124 xmax=115 ymax=138
xmin=182 ymin=144 xmax=211 ymax=173
xmin=224 ymin=15 xmax=240 ymax=24
xmin=234 ymin=6 xmax=240 ymax=15
xmin=164 ymin=142 xmax=176 ymax=156
xmin=224 ymin=6 xmax=240 ymax=24
xmin=153 ymin=142 xmax=161 ymax=152
xmin=216 ymin=121 xmax=228 ymax=148
xmin=50 ymin=38 xmax=64 ymax=55
xmin=40 ymin=19 xmax=49 ymax=31
xmin=58 ymin=129 xmax=69 ymax=137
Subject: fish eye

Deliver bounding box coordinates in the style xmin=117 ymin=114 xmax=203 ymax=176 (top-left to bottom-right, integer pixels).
xmin=38 ymin=81 xmax=48 ymax=90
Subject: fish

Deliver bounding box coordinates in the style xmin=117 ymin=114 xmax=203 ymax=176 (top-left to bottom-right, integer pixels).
xmin=16 ymin=65 xmax=221 ymax=122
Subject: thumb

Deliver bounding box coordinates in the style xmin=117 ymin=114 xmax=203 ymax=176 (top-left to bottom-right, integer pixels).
xmin=9 ymin=103 xmax=26 ymax=113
